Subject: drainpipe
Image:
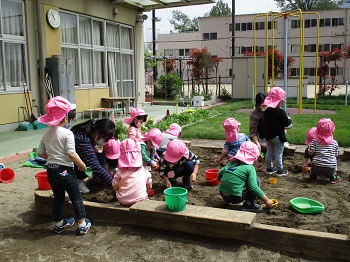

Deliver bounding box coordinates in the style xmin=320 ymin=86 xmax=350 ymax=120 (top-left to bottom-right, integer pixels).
xmin=36 ymin=0 xmax=47 ymax=112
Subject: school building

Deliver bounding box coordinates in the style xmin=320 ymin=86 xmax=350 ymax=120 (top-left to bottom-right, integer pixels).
xmin=157 ymin=8 xmax=350 ymax=87
xmin=0 ymin=0 xmax=213 ymax=132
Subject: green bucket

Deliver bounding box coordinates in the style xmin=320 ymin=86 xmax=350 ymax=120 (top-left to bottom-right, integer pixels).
xmin=163 ymin=187 xmax=188 ymax=212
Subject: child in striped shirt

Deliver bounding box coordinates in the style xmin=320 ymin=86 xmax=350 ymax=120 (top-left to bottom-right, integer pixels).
xmin=308 ymin=118 xmax=340 ymax=184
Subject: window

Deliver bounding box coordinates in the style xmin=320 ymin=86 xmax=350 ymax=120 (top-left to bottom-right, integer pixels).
xmin=255 ymin=21 xmax=265 ymax=30
xmin=0 ymin=0 xmax=27 ymax=92
xmin=241 ymin=46 xmax=253 ymax=54
xmin=203 ymin=32 xmax=217 ymax=40
xmin=305 ymin=19 xmax=310 ymax=28
xmin=290 ymin=68 xmax=299 ymax=77
xmin=255 ymin=46 xmax=264 ymax=52
xmin=320 ymin=18 xmax=331 ymax=27
xmin=235 ymin=23 xmax=240 ymax=31
xmin=179 ymin=48 xmax=190 ymax=56
xmin=229 ymin=23 xmax=232 ymax=32
xmin=331 ymin=43 xmax=343 ymax=50
xmin=311 ymin=19 xmax=317 ymax=27
xmin=332 ymin=18 xmax=344 ymax=26
xmin=291 ymin=20 xmax=300 ymax=29
xmin=304 ymin=68 xmax=315 ymax=76
xmin=268 ymin=21 xmax=277 ymax=29
xmin=61 ymin=11 xmax=134 ymax=97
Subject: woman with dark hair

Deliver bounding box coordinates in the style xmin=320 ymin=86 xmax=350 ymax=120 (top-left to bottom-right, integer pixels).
xmin=249 ymin=92 xmax=267 ymax=151
xmin=71 ymin=118 xmax=116 ymax=193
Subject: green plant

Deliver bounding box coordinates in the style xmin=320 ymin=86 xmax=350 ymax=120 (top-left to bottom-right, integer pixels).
xmin=218 ymin=87 xmax=232 ymax=101
xmin=115 ymin=120 xmax=128 ymax=141
xmin=154 ymin=73 xmax=183 ymax=100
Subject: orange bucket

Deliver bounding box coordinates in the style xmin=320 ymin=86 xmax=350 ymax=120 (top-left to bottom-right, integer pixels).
xmin=205 ymin=169 xmax=220 ymax=186
xmin=35 ymin=171 xmax=51 ymax=190
xmin=0 ymin=168 xmax=15 ymax=183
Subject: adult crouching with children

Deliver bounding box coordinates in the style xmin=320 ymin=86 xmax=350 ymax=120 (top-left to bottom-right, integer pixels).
xmin=70 ymin=118 xmax=117 ymax=193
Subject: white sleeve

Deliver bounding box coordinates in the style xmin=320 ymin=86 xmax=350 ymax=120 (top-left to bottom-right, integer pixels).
xmin=65 ymin=131 xmax=76 ymax=154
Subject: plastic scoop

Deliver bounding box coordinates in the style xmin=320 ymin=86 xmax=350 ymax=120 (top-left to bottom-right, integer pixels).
xmin=262 ymin=199 xmax=278 ymax=209
xmin=85 ymin=167 xmax=93 ymax=177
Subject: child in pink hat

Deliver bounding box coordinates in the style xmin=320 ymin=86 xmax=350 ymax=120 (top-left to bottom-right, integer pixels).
xmin=112 ymin=138 xmax=152 ymax=207
xmin=301 ymin=127 xmax=316 ymax=172
xmin=140 ymin=128 xmax=162 ymax=170
xmin=124 ymin=108 xmax=148 ymax=140
xmin=216 ymin=118 xmax=249 ymax=164
xmin=308 ymin=118 xmax=340 ymax=184
xmin=103 ymin=138 xmax=121 ymax=175
xmin=37 ymin=96 xmax=91 ymax=235
xmin=262 ymin=87 xmax=292 ymax=177
xmin=217 ymin=141 xmax=273 ymax=212
xmin=158 ymin=140 xmax=200 ymax=189
xmin=157 ymin=123 xmax=182 ymax=156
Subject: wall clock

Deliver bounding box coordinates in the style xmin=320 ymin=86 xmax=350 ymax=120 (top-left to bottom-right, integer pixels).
xmin=47 ymin=8 xmax=61 ymax=29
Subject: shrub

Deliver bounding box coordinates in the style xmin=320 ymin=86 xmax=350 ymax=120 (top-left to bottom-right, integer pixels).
xmin=154 ymin=73 xmax=183 ymax=100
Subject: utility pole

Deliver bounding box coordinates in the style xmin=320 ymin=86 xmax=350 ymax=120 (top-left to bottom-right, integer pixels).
xmin=152 ymin=10 xmax=158 ymax=81
xmin=231 ymin=0 xmax=235 ymax=97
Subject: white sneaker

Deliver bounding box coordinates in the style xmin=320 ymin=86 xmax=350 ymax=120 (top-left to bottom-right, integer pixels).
xmin=284 ymin=142 xmax=289 ymax=148
xmin=77 ymin=179 xmax=90 ymax=194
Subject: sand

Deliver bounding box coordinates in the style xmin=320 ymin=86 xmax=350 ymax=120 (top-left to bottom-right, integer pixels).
xmin=1 ymin=141 xmax=349 ymax=261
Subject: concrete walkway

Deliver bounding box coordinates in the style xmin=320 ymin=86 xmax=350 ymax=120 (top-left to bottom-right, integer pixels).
xmin=0 ymin=104 xmax=187 ymax=161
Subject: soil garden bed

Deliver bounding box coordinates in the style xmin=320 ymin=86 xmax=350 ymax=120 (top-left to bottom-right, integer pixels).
xmin=83 ymin=142 xmax=350 ymax=235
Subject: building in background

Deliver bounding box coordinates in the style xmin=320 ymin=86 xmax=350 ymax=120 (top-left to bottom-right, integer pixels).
xmin=0 ymin=0 xmax=213 ymax=131
xmin=157 ymin=8 xmax=350 ymax=86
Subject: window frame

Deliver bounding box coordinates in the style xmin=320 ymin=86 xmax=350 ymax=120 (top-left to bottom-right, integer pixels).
xmin=0 ymin=0 xmax=28 ymax=93
xmin=60 ymin=11 xmax=134 ymax=91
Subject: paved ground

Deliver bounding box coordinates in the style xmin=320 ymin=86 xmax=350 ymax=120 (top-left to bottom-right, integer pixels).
xmin=0 ymin=104 xmax=183 ymax=161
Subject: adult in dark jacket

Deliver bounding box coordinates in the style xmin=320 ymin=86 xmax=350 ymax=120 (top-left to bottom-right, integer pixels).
xmin=71 ymin=119 xmax=116 ymax=193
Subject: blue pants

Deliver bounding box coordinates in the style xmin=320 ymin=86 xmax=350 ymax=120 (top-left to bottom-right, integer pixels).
xmin=265 ymin=136 xmax=285 ymax=171
xmin=47 ymin=164 xmax=86 ymax=222
xmin=172 ymin=160 xmax=195 ymax=178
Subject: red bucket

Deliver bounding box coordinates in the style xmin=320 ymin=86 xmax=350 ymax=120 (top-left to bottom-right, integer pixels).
xmin=0 ymin=168 xmax=15 ymax=183
xmin=205 ymin=169 xmax=220 ymax=186
xmin=35 ymin=171 xmax=51 ymax=190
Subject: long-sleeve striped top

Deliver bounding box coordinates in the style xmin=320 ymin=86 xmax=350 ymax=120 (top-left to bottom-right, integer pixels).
xmin=309 ymin=139 xmax=338 ymax=168
xmin=74 ymin=131 xmax=113 ymax=186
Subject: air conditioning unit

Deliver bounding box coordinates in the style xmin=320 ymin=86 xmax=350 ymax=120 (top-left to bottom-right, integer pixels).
xmin=192 ymin=96 xmax=204 ymax=107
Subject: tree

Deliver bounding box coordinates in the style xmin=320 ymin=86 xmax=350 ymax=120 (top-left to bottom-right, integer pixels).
xmin=187 ymin=48 xmax=215 ymax=95
xmin=318 ymin=48 xmax=343 ymax=96
xmin=204 ymin=0 xmax=232 ymax=17
xmin=144 ymin=49 xmax=157 ymax=71
xmin=169 ymin=10 xmax=198 ymax=33
xmin=274 ymin=0 xmax=344 ymax=11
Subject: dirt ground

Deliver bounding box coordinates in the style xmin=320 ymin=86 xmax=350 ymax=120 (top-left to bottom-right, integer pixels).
xmin=1 ymin=141 xmax=349 ymax=261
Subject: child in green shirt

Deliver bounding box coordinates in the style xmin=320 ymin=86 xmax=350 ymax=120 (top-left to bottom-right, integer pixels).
xmin=218 ymin=141 xmax=273 ymax=212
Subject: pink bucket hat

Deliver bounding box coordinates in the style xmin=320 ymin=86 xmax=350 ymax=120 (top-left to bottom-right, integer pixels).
xmin=38 ymin=96 xmax=76 ymax=126
xmin=118 ymin=138 xmax=142 ymax=168
xmin=314 ymin=118 xmax=335 ymax=145
xmin=305 ymin=127 xmax=317 ymax=145
xmin=140 ymin=128 xmax=162 ymax=148
xmin=124 ymin=108 xmax=148 ymax=125
xmin=262 ymin=87 xmax=286 ymax=108
xmin=229 ymin=141 xmax=260 ymax=165
xmin=165 ymin=123 xmax=182 ymax=137
xmin=103 ymin=138 xmax=121 ymax=160
xmin=164 ymin=140 xmax=189 ymax=163
xmin=223 ymin=118 xmax=241 ymax=142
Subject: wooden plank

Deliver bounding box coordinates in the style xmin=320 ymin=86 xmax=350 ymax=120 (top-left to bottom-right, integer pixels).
xmin=130 ymin=200 xmax=256 ymax=230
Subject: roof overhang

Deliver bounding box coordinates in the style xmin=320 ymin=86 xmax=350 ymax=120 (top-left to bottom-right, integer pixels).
xmin=110 ymin=0 xmax=215 ymax=12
